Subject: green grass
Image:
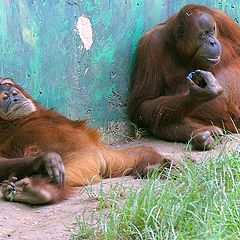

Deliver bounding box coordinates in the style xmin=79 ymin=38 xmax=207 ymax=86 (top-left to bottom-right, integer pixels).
xmin=70 ymin=148 xmax=240 ymax=240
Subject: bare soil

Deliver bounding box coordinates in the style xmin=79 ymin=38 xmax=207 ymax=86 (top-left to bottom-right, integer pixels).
xmin=0 ymin=135 xmax=239 ymax=240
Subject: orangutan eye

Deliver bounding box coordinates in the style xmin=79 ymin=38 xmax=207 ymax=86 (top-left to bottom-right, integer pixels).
xmin=212 ymin=27 xmax=215 ymax=32
xmin=12 ymin=90 xmax=18 ymax=96
xmin=2 ymin=94 xmax=8 ymax=101
xmin=201 ymin=32 xmax=207 ymax=38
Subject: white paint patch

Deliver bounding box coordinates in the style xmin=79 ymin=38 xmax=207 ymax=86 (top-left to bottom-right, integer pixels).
xmin=83 ymin=67 xmax=89 ymax=76
xmin=75 ymin=15 xmax=93 ymax=50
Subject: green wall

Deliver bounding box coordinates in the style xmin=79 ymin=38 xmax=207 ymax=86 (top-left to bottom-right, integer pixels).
xmin=0 ymin=0 xmax=239 ymax=141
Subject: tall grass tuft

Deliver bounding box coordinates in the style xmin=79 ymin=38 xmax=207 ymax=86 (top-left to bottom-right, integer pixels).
xmin=72 ymin=148 xmax=240 ymax=240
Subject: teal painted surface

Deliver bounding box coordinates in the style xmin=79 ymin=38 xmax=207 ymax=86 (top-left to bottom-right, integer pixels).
xmin=0 ymin=0 xmax=239 ymax=140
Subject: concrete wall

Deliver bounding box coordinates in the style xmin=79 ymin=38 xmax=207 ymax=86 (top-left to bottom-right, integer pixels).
xmin=0 ymin=0 xmax=238 ymax=141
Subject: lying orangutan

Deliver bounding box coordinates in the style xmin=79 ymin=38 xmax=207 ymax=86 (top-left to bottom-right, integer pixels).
xmin=0 ymin=77 xmax=174 ymax=204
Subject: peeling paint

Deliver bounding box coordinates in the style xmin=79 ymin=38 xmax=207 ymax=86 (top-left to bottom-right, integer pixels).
xmin=75 ymin=15 xmax=93 ymax=50
xmin=22 ymin=28 xmax=36 ymax=46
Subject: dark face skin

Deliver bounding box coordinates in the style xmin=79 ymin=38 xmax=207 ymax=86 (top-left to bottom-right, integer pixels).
xmin=192 ymin=12 xmax=221 ymax=68
xmin=0 ymin=84 xmax=36 ymax=120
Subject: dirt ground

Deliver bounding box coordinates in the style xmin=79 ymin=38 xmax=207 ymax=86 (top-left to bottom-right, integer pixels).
xmin=0 ymin=135 xmax=239 ymax=240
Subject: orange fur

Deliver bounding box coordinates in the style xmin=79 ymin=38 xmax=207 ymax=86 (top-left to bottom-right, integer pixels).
xmin=0 ymin=82 xmax=173 ymax=204
xmin=128 ymin=4 xmax=240 ymax=149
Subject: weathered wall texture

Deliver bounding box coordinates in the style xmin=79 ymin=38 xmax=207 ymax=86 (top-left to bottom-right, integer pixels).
xmin=0 ymin=0 xmax=238 ymax=141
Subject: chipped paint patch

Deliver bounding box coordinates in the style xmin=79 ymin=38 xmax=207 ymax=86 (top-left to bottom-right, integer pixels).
xmin=84 ymin=67 xmax=89 ymax=76
xmin=22 ymin=28 xmax=36 ymax=46
xmin=75 ymin=15 xmax=93 ymax=50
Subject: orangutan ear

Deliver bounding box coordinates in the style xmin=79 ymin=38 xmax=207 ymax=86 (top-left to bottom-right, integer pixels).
xmin=0 ymin=78 xmax=15 ymax=86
